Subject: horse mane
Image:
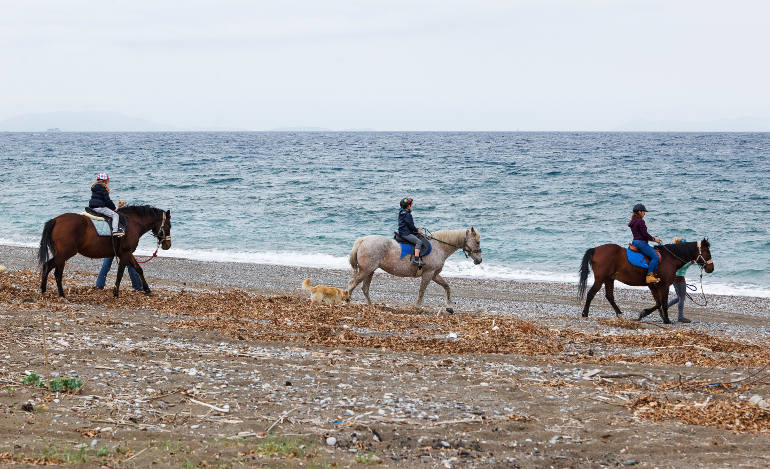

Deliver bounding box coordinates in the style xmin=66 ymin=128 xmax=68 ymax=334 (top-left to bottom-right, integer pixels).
xmin=659 ymin=241 xmax=697 ymax=261
xmin=430 ymin=229 xmax=475 ymax=247
xmin=118 ymin=204 xmax=164 ymax=219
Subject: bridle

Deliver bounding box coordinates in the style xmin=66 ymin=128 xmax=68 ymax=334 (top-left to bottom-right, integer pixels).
xmin=695 ymin=240 xmax=713 ymax=267
xmin=135 ymin=211 xmax=171 ymax=264
xmin=154 ymin=211 xmax=172 ymax=245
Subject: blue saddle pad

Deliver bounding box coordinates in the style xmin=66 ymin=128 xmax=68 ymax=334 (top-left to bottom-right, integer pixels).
xmin=626 ymin=248 xmax=650 ymax=269
xmin=90 ymin=218 xmax=112 ymax=236
xmin=399 ymin=241 xmax=432 ymax=259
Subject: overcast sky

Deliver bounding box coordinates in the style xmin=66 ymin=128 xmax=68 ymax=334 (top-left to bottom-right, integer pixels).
xmin=1 ymin=0 xmax=769 ymax=131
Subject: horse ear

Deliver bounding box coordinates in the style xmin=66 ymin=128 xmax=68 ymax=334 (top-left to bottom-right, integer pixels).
xmin=470 ymin=226 xmax=476 ymax=234
xmin=166 ymin=210 xmax=171 ymax=218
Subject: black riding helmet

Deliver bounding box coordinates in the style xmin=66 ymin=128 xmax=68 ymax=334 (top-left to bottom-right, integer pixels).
xmin=400 ymin=197 xmax=413 ymax=209
xmin=632 ymin=203 xmax=648 ymax=213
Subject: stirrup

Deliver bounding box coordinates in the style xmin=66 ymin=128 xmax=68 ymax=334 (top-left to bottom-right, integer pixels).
xmin=412 ymin=257 xmax=423 ymax=267
xmin=112 ymin=231 xmax=125 ymax=238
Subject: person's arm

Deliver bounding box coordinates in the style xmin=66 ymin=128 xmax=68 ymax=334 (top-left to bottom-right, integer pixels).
xmin=406 ymin=213 xmax=418 ymax=234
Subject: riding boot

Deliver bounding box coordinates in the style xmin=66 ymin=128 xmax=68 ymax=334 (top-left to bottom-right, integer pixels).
xmin=645 ymin=272 xmax=660 ymax=284
xmin=412 ymin=256 xmax=423 ymax=267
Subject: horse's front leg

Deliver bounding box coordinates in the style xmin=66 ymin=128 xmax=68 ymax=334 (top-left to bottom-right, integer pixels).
xmin=128 ymin=254 xmax=152 ymax=295
xmin=432 ymin=273 xmax=453 ymax=313
xmin=658 ymin=287 xmax=672 ymax=324
xmin=415 ymin=271 xmax=433 ymax=309
xmin=113 ymin=262 xmax=126 ymax=297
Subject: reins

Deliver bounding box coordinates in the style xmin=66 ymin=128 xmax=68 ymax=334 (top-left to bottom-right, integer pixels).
xmin=422 ymin=228 xmax=481 ymax=258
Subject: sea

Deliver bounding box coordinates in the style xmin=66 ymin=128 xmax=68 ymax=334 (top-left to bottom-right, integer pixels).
xmin=1 ymin=132 xmax=768 ymax=297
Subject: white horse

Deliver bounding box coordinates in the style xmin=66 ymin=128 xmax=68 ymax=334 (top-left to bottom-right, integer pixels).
xmin=347 ymin=227 xmax=482 ymax=311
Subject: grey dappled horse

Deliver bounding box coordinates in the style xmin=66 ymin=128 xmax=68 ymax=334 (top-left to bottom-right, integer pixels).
xmin=347 ymin=228 xmax=482 ymax=311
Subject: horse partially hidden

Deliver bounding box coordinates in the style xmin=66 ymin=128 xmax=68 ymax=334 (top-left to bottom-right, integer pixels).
xmin=578 ymin=239 xmax=714 ymax=323
xmin=347 ymin=227 xmax=482 ymax=311
xmin=38 ymin=205 xmax=172 ymax=298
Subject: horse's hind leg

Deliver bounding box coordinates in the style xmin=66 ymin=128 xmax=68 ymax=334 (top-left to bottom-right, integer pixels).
xmin=54 ymin=260 xmax=66 ymax=298
xmin=40 ymin=259 xmax=55 ymax=294
xmin=361 ymin=272 xmax=375 ymax=306
xmin=432 ymin=273 xmax=453 ymax=313
xmin=581 ymin=282 xmax=602 ymax=317
xmin=603 ymin=280 xmax=623 ymax=318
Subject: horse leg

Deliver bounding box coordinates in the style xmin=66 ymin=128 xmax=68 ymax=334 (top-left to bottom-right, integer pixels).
xmin=659 ymin=288 xmax=672 ymax=324
xmin=361 ymin=272 xmax=375 ymax=306
xmin=581 ymin=282 xmax=602 ymax=317
xmin=54 ymin=259 xmax=66 ymax=298
xmin=113 ymin=262 xmax=126 ymax=298
xmin=415 ymin=273 xmax=432 ymax=309
xmin=639 ymin=287 xmax=663 ymax=322
xmin=603 ymin=280 xmax=623 ymax=318
xmin=432 ymin=273 xmax=453 ymax=313
xmin=128 ymin=255 xmax=152 ymax=295
xmin=40 ymin=259 xmax=55 ymax=295
xmin=638 ymin=305 xmax=657 ymax=320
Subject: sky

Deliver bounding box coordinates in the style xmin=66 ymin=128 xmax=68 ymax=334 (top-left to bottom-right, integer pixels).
xmin=1 ymin=0 xmax=769 ymax=131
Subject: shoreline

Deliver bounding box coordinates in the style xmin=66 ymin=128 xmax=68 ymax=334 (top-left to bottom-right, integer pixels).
xmin=4 ymin=240 xmax=769 ymax=299
xmin=2 ymin=244 xmax=769 ymax=341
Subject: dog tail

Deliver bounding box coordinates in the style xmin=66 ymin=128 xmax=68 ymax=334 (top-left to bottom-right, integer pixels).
xmin=349 ymin=237 xmax=363 ymax=272
xmin=302 ymin=278 xmax=312 ymax=291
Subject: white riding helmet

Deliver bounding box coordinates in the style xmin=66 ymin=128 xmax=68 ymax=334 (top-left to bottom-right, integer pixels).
xmin=96 ymin=172 xmax=110 ymax=182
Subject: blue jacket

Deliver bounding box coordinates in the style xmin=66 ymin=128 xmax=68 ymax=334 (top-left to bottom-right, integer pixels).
xmin=398 ymin=209 xmax=418 ymax=237
xmin=89 ymin=183 xmax=116 ymax=210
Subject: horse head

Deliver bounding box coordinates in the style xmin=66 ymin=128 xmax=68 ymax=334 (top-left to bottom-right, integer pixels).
xmin=154 ymin=210 xmax=172 ymax=250
xmin=465 ymin=227 xmax=483 ymax=265
xmin=697 ymin=238 xmax=713 ymax=273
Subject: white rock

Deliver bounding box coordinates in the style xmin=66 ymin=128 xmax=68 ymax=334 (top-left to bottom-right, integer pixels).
xmin=749 ymin=395 xmax=763 ymax=405
xmin=326 ymin=436 xmax=337 ymax=446
xmin=448 ymin=332 xmax=458 ymax=339
xmin=685 ymin=362 xmax=693 ymax=367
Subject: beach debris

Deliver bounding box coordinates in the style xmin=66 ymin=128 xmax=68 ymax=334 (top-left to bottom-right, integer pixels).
xmin=749 ymin=395 xmax=769 ymax=409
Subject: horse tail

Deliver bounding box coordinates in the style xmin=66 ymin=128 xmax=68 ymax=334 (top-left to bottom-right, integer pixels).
xmin=38 ymin=218 xmax=56 ymax=266
xmin=349 ymin=237 xmax=364 ymax=272
xmin=578 ymin=247 xmax=595 ymax=299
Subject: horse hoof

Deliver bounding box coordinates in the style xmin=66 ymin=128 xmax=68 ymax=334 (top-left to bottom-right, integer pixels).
xmin=446 ymin=307 xmax=454 ymax=314
xmin=616 ymin=313 xmax=623 ymax=318
xmin=113 ymin=288 xmax=119 ymax=298
xmin=144 ymin=290 xmax=153 ymax=296
xmin=581 ymin=312 xmax=588 ymax=318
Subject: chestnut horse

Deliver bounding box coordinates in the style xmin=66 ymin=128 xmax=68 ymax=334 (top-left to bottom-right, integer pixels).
xmin=38 ymin=205 xmax=172 ymax=298
xmin=578 ymin=239 xmax=714 ymax=323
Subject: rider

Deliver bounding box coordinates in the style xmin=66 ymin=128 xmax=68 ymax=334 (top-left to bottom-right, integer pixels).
xmin=398 ymin=197 xmax=427 ymax=267
xmin=89 ymin=172 xmax=124 ymax=237
xmin=628 ymin=203 xmax=661 ymax=284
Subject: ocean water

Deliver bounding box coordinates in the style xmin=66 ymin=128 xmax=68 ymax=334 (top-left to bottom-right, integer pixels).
xmin=1 ymin=132 xmax=768 ymax=297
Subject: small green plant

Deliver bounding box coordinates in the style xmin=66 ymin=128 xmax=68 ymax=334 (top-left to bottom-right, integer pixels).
xmin=356 ymin=452 xmax=381 ymax=464
xmin=22 ymin=373 xmax=41 ymax=387
xmin=48 ymin=377 xmax=83 ymax=392
xmin=21 ymin=373 xmax=83 ymax=392
xmin=250 ymin=437 xmax=304 ymax=458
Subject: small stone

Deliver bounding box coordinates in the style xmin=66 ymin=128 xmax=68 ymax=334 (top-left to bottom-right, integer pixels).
xmin=90 ymin=439 xmax=98 ymax=447
xmin=343 ymin=409 xmax=355 ymax=416
xmin=623 ymin=460 xmax=639 ymax=466
xmin=326 ymin=436 xmax=337 ymax=446
xmin=190 ymin=424 xmax=200 ymax=430
xmin=685 ymin=362 xmax=693 ymax=367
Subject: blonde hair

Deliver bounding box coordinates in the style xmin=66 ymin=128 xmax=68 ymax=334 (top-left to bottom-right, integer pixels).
xmin=91 ymin=180 xmax=110 ymax=193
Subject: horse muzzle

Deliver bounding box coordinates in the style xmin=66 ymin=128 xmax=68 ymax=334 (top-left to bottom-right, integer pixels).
xmin=161 ymin=237 xmax=172 ymax=250
xmin=473 ymin=257 xmax=482 ymax=265
xmin=705 ymin=263 xmax=714 ymax=273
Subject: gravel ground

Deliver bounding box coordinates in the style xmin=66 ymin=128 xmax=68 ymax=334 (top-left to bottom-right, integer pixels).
xmin=3 ymin=244 xmax=768 ymax=341
xmin=1 ymin=244 xmax=770 ymax=468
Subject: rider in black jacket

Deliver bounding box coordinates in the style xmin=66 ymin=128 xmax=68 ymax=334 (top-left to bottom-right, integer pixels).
xmin=398 ymin=197 xmax=427 ymax=267
xmin=89 ymin=173 xmax=124 ymax=237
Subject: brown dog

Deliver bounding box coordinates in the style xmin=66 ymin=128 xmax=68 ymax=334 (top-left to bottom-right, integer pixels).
xmin=302 ymin=278 xmax=351 ymax=305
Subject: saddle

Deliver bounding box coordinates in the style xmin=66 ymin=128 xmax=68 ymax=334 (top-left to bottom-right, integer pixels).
xmin=83 ymin=207 xmax=127 ymax=233
xmin=394 ymin=232 xmax=432 ymax=259
xmin=626 ymin=243 xmax=661 ymax=269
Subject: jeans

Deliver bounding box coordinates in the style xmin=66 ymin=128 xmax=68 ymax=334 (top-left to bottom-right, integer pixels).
xmin=96 ymin=257 xmax=142 ymax=290
xmin=632 ymin=240 xmax=659 ymax=273
xmin=91 ymin=206 xmax=120 ymax=233
xmin=667 ymin=281 xmax=687 ymax=320
xmin=402 ymin=233 xmax=428 ymax=256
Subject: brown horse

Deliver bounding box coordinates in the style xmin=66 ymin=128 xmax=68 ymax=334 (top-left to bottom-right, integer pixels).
xmin=578 ymin=239 xmax=714 ymax=323
xmin=38 ymin=205 xmax=172 ymax=298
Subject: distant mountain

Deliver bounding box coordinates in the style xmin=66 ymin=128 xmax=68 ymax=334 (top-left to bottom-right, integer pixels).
xmin=0 ymin=111 xmax=173 ymax=132
xmin=614 ymin=117 xmax=770 ymax=132
xmin=268 ymin=126 xmax=332 ymax=132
